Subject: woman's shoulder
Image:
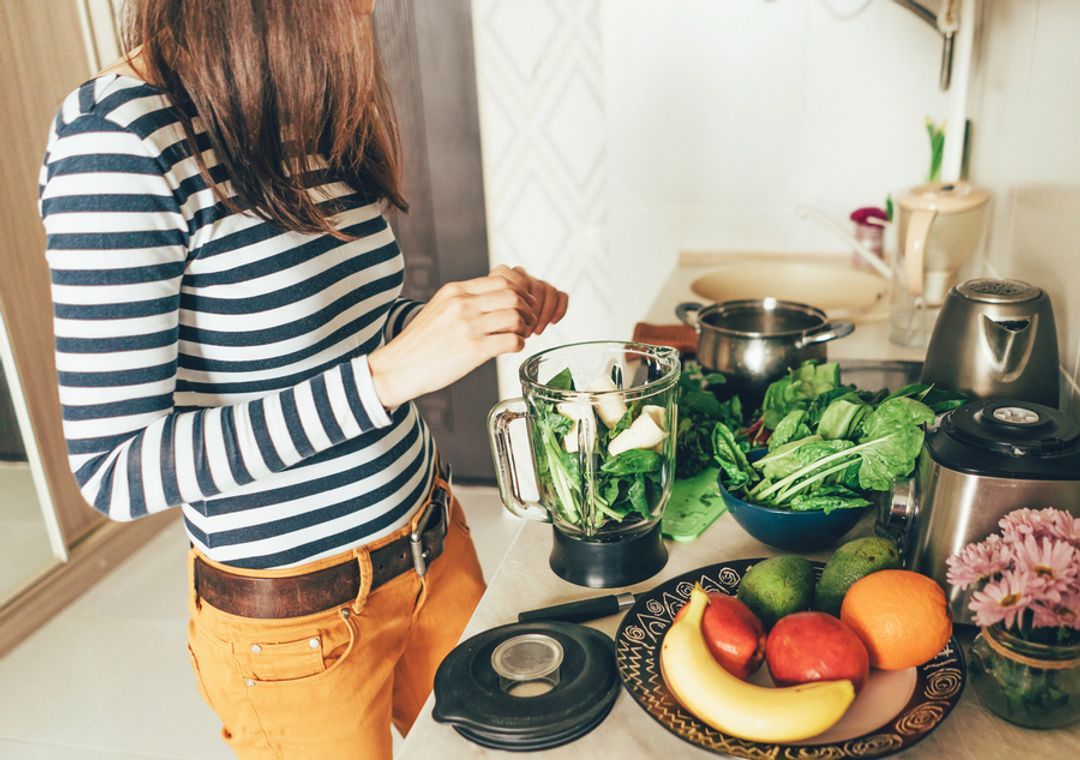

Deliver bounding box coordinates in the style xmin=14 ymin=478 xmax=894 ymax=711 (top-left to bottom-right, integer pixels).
xmin=52 ymin=51 xmax=180 ymax=147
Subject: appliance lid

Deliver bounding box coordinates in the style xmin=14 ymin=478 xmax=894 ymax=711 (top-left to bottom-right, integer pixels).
xmin=928 ymin=399 xmax=1080 ymax=479
xmin=432 ymin=621 xmax=619 ymax=751
xmin=956 ymin=278 xmax=1042 ymax=305
xmin=897 ymin=181 xmax=990 ymax=214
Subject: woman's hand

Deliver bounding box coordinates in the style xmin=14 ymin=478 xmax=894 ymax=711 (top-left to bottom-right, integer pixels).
xmin=368 ymin=266 xmax=568 ymax=408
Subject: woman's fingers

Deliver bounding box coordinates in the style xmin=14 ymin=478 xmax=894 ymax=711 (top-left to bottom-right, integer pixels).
xmin=532 ymin=282 xmax=561 ymax=335
xmin=477 ymin=308 xmax=529 ymax=337
xmin=467 ymin=288 xmax=534 ymax=320
xmin=551 ymin=290 xmax=569 ymax=325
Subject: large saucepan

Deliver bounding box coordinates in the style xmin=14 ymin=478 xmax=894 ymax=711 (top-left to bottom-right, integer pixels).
xmin=676 ymin=299 xmax=854 ymax=407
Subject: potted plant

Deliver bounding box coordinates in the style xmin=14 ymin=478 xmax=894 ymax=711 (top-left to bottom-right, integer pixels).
xmin=947 ymin=507 xmax=1079 ymax=729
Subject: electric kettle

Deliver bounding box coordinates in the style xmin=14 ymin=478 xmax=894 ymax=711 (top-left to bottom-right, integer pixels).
xmin=921 ymin=279 xmax=1060 ymax=407
xmin=889 ymin=182 xmax=990 ymax=346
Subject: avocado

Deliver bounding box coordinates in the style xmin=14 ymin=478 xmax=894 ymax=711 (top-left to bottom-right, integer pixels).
xmin=736 ymin=555 xmax=815 ymax=629
xmin=813 ymin=536 xmax=902 ymax=616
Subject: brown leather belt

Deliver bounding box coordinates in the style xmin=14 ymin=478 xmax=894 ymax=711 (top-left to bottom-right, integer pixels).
xmin=194 ymin=482 xmax=451 ymax=619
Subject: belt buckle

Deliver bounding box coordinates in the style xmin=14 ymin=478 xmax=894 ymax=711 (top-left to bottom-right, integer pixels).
xmin=410 ymin=477 xmax=450 ymax=577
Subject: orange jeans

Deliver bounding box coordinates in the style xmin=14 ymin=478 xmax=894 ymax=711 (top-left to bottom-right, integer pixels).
xmin=186 ymin=494 xmax=486 ymax=760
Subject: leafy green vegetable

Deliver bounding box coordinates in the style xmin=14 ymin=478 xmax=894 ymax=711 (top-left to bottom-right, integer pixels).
xmin=601 ymin=448 xmax=662 ymax=476
xmin=883 ymin=383 xmax=967 ymax=414
xmin=534 ymin=402 xmax=582 ymax=524
xmin=532 ymin=367 xmax=672 ymax=532
xmin=768 ymin=409 xmax=812 ymax=451
xmin=762 ymin=360 xmax=841 ymax=429
xmin=816 ymin=393 xmax=871 ymax=440
xmin=755 ymin=437 xmax=845 ymax=483
xmin=750 ymin=396 xmax=934 ymax=505
xmin=712 ymin=422 xmax=758 ymax=493
xmin=675 ymin=365 xmax=742 ymax=478
xmin=805 ymin=385 xmax=856 ymax=429
xmin=546 ymin=368 xmax=575 ymax=391
xmin=609 ymin=400 xmax=641 ymax=438
xmin=788 ymin=486 xmax=871 ymax=514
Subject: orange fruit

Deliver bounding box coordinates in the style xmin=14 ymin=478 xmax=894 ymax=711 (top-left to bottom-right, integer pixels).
xmin=840 ymin=569 xmax=951 ymax=670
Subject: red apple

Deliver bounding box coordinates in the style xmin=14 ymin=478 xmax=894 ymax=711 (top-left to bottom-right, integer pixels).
xmin=766 ymin=611 xmax=870 ymax=693
xmin=675 ymin=592 xmax=766 ymax=679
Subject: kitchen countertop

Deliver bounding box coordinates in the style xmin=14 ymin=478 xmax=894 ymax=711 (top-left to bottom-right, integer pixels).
xmin=401 ymin=255 xmax=1079 ymax=759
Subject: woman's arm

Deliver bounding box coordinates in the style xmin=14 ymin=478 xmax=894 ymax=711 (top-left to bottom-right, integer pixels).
xmin=41 ymin=113 xmax=403 ymax=520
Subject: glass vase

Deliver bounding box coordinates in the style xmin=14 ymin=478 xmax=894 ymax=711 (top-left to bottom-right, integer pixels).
xmin=969 ymin=625 xmax=1080 ymax=729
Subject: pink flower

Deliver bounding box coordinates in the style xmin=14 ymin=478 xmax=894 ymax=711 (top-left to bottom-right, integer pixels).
xmin=1018 ymin=535 xmax=1076 ymax=601
xmin=947 ymin=534 xmax=1010 ymax=589
xmin=1030 ymin=590 xmax=1080 ymax=630
xmin=1000 ymin=507 xmax=1080 ymax=545
xmin=969 ymin=568 xmax=1035 ymax=629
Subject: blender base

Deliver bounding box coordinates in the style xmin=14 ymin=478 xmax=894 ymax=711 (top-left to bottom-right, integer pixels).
xmin=549 ymin=524 xmax=668 ymax=588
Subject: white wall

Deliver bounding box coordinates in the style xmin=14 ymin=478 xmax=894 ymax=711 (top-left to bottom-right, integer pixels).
xmin=967 ymin=0 xmax=1080 ymax=416
xmin=472 ymin=0 xmax=953 ymax=398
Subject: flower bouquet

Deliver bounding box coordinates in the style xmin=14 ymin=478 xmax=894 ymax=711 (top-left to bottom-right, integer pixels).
xmin=947 ymin=507 xmax=1080 ymax=728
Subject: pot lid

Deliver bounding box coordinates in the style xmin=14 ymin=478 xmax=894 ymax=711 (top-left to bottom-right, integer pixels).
xmin=432 ymin=621 xmax=619 ymax=751
xmin=956 ymin=278 xmax=1042 ymax=304
xmin=928 ymin=399 xmax=1080 ymax=479
xmin=897 ymin=181 xmax=990 ymax=214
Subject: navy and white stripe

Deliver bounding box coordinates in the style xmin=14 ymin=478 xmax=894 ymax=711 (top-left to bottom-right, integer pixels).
xmin=40 ymin=74 xmax=433 ymax=569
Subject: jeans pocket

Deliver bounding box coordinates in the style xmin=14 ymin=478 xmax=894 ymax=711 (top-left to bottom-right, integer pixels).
xmin=243 ymin=608 xmax=358 ymax=689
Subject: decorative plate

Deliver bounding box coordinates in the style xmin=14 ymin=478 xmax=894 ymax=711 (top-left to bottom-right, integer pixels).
xmin=615 ymin=558 xmax=966 ymax=759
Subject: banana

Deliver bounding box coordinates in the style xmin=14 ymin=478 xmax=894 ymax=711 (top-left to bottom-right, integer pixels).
xmin=661 ymin=584 xmax=855 ymax=743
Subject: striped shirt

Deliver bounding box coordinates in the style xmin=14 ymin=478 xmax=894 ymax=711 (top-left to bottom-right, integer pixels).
xmin=39 ymin=73 xmax=436 ymax=569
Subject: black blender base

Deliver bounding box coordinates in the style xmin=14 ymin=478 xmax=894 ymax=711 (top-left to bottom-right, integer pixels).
xmin=549 ymin=524 xmax=668 ymax=588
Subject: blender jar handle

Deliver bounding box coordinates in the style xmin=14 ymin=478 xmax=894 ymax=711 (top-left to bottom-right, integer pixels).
xmin=487 ymin=398 xmax=551 ymax=523
xmin=904 ymin=208 xmax=936 ymax=298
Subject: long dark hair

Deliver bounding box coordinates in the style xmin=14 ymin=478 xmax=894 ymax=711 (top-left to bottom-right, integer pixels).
xmin=122 ymin=0 xmax=407 ymax=239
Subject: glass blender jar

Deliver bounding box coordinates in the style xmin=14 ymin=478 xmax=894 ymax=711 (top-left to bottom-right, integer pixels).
xmin=487 ymin=341 xmax=680 ymax=587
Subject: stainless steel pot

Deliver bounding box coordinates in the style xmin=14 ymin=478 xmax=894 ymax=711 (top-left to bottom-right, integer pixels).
xmin=676 ymin=299 xmax=854 ymax=405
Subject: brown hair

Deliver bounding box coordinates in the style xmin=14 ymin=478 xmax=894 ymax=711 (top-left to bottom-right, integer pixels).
xmin=122 ymin=0 xmax=407 ymax=238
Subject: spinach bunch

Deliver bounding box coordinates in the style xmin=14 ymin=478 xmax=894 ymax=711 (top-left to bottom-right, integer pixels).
xmin=531 ymin=367 xmax=666 ymax=531
xmin=598 ymin=449 xmax=664 ymax=523
xmin=674 ymin=364 xmax=742 ymax=478
xmin=882 ymin=382 xmax=967 ymax=414
xmin=761 ymin=361 xmax=842 ymax=429
xmin=716 ymin=396 xmax=935 ymax=514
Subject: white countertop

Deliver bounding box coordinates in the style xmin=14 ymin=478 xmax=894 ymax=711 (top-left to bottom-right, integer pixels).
xmin=401 ymin=257 xmax=1078 ymax=759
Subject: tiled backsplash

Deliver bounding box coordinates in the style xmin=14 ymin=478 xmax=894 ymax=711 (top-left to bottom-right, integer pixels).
xmin=473 ymin=0 xmax=1078 ymax=416
xmin=968 ymin=0 xmax=1080 ymax=416
xmin=473 ymin=0 xmax=948 ymax=398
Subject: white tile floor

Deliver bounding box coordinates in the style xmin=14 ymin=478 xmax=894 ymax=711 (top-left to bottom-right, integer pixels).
xmin=0 ymin=463 xmax=61 ymax=607
xmin=0 ymin=485 xmax=521 ymax=759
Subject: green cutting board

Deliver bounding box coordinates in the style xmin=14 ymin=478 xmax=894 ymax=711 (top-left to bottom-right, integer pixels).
xmin=662 ymin=466 xmax=727 ymax=542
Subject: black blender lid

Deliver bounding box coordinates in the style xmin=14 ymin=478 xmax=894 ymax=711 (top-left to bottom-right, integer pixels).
xmin=929 ymin=399 xmax=1080 ymax=479
xmin=432 ymin=621 xmax=619 ymax=751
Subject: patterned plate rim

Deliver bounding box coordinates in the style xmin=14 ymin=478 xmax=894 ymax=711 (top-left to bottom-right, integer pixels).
xmin=615 ymin=558 xmax=967 ymax=759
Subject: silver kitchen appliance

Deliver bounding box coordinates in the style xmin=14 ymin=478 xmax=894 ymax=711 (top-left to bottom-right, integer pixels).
xmin=879 ymin=399 xmax=1080 ymax=624
xmin=921 ymin=279 xmax=1060 ymax=407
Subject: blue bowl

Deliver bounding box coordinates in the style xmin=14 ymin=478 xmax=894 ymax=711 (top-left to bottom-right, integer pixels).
xmin=718 ymin=450 xmax=870 ymax=551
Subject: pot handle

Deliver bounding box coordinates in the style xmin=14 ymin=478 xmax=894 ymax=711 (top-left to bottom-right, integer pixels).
xmin=676 ymin=302 xmax=704 ymax=332
xmin=796 ymin=322 xmax=855 ymax=347
xmin=487 ymin=399 xmax=551 ymax=523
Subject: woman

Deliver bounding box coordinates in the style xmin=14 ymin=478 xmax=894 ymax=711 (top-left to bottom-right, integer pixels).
xmin=38 ymin=1 xmax=567 ymax=757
